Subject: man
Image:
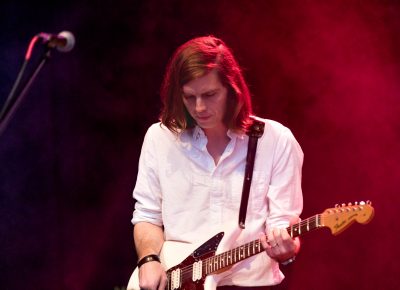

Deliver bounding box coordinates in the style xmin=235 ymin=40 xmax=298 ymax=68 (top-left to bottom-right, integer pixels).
xmin=131 ymin=36 xmax=303 ymax=290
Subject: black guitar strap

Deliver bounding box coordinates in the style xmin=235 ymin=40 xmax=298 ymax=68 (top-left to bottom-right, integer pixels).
xmin=238 ymin=116 xmax=265 ymax=229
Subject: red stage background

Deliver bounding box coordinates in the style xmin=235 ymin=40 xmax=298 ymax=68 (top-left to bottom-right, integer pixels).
xmin=0 ymin=0 xmax=398 ymax=289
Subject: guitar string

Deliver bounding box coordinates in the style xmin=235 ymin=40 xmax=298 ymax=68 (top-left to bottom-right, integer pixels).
xmin=168 ymin=215 xmax=324 ymax=278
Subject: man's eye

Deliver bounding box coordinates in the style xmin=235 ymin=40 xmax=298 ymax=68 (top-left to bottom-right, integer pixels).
xmin=204 ymin=92 xmax=216 ymax=97
xmin=183 ymin=95 xmax=194 ymax=100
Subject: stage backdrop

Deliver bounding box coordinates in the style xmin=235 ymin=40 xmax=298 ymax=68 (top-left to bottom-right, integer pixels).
xmin=0 ymin=0 xmax=399 ymax=289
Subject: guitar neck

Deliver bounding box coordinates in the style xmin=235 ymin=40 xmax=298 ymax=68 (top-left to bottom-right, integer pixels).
xmin=204 ymin=214 xmax=322 ymax=274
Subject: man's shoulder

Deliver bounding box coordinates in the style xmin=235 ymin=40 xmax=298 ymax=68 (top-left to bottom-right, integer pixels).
xmin=144 ymin=122 xmax=181 ymax=143
xmin=146 ymin=122 xmax=170 ymax=134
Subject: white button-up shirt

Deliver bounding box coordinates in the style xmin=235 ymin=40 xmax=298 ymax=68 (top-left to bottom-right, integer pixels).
xmin=132 ymin=118 xmax=303 ymax=287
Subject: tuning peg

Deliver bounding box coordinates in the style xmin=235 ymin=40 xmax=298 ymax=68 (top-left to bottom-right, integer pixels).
xmin=360 ymin=201 xmax=365 ymax=205
xmin=348 ymin=202 xmax=352 ymax=206
xmin=335 ymin=204 xmax=339 ymax=208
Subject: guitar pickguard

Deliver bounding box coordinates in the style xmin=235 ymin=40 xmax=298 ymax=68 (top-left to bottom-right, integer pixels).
xmin=193 ymin=232 xmax=224 ymax=258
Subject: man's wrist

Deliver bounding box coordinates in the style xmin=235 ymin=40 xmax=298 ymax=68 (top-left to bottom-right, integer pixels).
xmin=137 ymin=254 xmax=161 ymax=268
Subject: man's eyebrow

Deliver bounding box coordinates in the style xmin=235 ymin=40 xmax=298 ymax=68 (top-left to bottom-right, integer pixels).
xmin=183 ymin=88 xmax=220 ymax=96
xmin=202 ymin=88 xmax=220 ymax=94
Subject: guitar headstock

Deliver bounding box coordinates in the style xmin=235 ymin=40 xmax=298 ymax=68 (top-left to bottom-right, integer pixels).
xmin=320 ymin=201 xmax=375 ymax=235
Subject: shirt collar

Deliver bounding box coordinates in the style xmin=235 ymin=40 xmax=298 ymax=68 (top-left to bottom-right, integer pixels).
xmin=179 ymin=126 xmax=246 ymax=150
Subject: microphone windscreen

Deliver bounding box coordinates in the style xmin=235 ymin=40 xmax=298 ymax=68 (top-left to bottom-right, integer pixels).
xmin=58 ymin=31 xmax=75 ymax=52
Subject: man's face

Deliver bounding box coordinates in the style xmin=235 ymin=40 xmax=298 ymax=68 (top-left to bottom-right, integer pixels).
xmin=182 ymin=70 xmax=228 ymax=132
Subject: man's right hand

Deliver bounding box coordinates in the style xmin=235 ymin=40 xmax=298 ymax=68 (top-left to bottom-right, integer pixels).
xmin=138 ymin=260 xmax=167 ymax=290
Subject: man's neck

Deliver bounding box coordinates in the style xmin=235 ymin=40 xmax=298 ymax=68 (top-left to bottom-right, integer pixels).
xmin=202 ymin=124 xmax=230 ymax=165
xmin=202 ymin=123 xmax=228 ymax=141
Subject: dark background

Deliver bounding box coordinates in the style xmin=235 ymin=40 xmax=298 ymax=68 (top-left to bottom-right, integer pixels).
xmin=0 ymin=0 xmax=399 ymax=289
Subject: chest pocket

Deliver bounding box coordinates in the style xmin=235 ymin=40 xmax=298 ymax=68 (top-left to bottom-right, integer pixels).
xmin=227 ymin=170 xmax=269 ymax=212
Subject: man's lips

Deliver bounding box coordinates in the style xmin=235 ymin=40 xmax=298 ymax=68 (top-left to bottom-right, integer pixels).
xmin=196 ymin=115 xmax=211 ymax=121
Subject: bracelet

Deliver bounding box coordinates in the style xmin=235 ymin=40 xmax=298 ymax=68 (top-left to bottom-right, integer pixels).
xmin=281 ymin=256 xmax=296 ymax=266
xmin=137 ymin=254 xmax=160 ymax=268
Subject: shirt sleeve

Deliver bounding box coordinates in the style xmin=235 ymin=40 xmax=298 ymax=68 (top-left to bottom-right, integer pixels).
xmin=131 ymin=125 xmax=163 ymax=227
xmin=266 ymin=126 xmax=304 ymax=230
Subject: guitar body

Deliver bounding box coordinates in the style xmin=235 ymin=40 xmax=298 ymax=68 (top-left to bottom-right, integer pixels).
xmin=127 ymin=232 xmax=225 ymax=290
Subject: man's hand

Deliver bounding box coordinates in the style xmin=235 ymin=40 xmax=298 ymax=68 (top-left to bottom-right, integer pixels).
xmin=260 ymin=228 xmax=300 ymax=263
xmin=138 ymin=260 xmax=167 ymax=290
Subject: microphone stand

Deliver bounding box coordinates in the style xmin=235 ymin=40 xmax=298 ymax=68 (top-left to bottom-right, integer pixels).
xmin=0 ymin=42 xmax=52 ymax=137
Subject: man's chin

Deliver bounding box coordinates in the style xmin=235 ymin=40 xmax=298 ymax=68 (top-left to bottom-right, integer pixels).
xmin=196 ymin=121 xmax=212 ymax=128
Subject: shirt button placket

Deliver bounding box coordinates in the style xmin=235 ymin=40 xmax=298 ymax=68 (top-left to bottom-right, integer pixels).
xmin=209 ymin=172 xmax=223 ymax=224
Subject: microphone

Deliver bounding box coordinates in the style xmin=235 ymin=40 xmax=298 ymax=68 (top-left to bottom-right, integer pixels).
xmin=38 ymin=31 xmax=75 ymax=52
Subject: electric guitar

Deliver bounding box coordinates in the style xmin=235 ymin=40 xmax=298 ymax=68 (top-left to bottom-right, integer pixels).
xmin=127 ymin=201 xmax=374 ymax=290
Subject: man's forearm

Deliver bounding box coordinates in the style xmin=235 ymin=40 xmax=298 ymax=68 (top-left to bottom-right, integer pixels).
xmin=133 ymin=222 xmax=164 ymax=259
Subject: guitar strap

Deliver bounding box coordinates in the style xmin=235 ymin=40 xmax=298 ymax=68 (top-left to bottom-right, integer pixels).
xmin=238 ymin=115 xmax=265 ymax=229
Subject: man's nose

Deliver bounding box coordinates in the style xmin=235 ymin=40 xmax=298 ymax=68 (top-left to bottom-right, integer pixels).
xmin=195 ymin=97 xmax=206 ymax=112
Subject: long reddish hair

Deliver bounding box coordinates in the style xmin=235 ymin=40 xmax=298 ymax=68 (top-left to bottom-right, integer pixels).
xmin=160 ymin=36 xmax=253 ymax=133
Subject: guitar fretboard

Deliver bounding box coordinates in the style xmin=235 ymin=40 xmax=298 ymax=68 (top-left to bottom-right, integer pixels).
xmin=204 ymin=214 xmax=322 ymax=274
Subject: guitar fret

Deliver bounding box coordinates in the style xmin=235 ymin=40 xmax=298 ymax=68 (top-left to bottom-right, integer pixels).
xmin=304 ymin=221 xmax=308 ymax=233
xmin=207 ymin=259 xmax=212 ymax=274
xmin=235 ymin=247 xmax=238 ymax=263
